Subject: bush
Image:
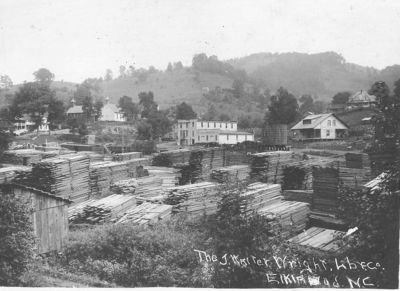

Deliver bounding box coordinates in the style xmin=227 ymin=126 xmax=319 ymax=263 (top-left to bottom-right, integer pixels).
xmin=59 ymin=217 xmax=208 ymax=287
xmin=0 ymin=192 xmax=36 ymax=286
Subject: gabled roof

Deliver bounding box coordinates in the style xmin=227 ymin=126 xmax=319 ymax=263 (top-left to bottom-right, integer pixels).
xmin=66 ymin=105 xmax=83 ymax=114
xmin=103 ymin=103 xmax=122 ymax=113
xmin=290 ymin=113 xmax=349 ymax=130
xmin=348 ymin=90 xmax=376 ymax=103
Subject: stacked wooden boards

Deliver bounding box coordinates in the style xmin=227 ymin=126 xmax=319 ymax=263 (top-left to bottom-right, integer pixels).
xmin=339 ymin=153 xmax=372 ymax=189
xmin=90 ymin=158 xmax=151 ymax=197
xmin=288 ymin=227 xmax=346 ymax=254
xmin=283 ymin=190 xmax=313 ymax=204
xmin=68 ymin=194 xmax=136 ymax=224
xmin=258 ymin=200 xmax=310 ymax=237
xmin=249 ymin=151 xmax=294 ymax=183
xmin=116 ymin=202 xmax=172 ymax=225
xmin=312 ymin=167 xmax=339 ymax=213
xmin=28 ymin=154 xmax=91 ymax=203
xmin=241 ymin=182 xmax=282 ymax=211
xmin=211 ymin=164 xmax=250 ymax=183
xmin=0 ymin=149 xmax=58 ymax=165
xmin=112 ymin=152 xmax=142 ymax=161
xmin=152 ymin=149 xmax=192 ymax=167
xmin=164 ymin=182 xmax=220 ymax=217
xmin=0 ymin=166 xmax=31 ymax=184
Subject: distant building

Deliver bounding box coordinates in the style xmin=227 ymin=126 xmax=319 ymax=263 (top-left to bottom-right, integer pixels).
xmin=346 ymin=90 xmax=377 ymax=109
xmin=99 ymin=97 xmax=126 ymax=122
xmin=176 ymin=119 xmax=254 ymax=145
xmin=328 ymin=103 xmax=346 ymax=113
xmin=290 ymin=113 xmax=348 ymax=141
xmin=13 ymin=113 xmax=49 ymax=135
xmin=66 ymin=99 xmax=85 ymax=120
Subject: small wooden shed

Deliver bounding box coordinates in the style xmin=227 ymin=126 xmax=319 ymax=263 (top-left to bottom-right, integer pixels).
xmin=1 ymin=183 xmax=71 ymax=254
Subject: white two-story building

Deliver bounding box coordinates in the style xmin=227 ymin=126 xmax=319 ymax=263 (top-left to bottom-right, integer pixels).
xmin=176 ymin=119 xmax=254 ymax=145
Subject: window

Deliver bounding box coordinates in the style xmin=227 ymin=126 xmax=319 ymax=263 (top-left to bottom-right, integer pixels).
xmin=192 ymin=131 xmax=194 ymax=137
xmin=192 ymin=122 xmax=194 ymax=127
xmin=201 ymin=122 xmax=203 ymax=128
xmin=215 ymin=135 xmax=218 ymax=140
xmin=180 ymin=124 xmax=182 ymax=128
xmin=225 ymin=123 xmax=228 ymax=128
xmin=333 ymin=120 xmax=336 ymax=126
xmin=328 ymin=120 xmax=331 ymax=126
xmin=326 ymin=129 xmax=330 ymax=137
xmin=303 ymin=119 xmax=311 ymax=125
xmin=236 ymin=135 xmax=238 ymax=140
xmin=231 ymin=123 xmax=233 ymax=129
xmin=206 ymin=136 xmax=208 ymax=141
xmin=227 ymin=135 xmax=229 ymax=140
xmin=198 ymin=136 xmax=200 ymax=141
xmin=207 ymin=122 xmax=209 ymax=128
xmin=214 ymin=122 xmax=216 ymax=128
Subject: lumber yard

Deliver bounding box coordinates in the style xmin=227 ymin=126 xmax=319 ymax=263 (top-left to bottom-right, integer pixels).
xmin=0 ymin=142 xmax=379 ymax=255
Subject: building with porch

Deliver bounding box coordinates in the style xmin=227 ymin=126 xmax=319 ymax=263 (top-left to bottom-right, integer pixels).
xmin=176 ymin=119 xmax=254 ymax=145
xmin=290 ymin=113 xmax=348 ymax=141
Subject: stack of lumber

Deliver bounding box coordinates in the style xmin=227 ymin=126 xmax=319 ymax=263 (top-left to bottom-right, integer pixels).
xmin=68 ymin=194 xmax=136 ymax=224
xmin=68 ymin=198 xmax=97 ymax=223
xmin=345 ymin=153 xmax=371 ymax=169
xmin=283 ymin=190 xmax=313 ymax=203
xmin=211 ymin=164 xmax=250 ymax=183
xmin=110 ymin=178 xmax=139 ymax=194
xmin=90 ymin=158 xmax=151 ymax=197
xmin=258 ymin=200 xmax=310 ymax=237
xmin=223 ymin=150 xmax=249 ymax=166
xmin=0 ymin=149 xmax=45 ymax=165
xmin=145 ymin=166 xmax=181 ymax=187
xmin=250 ymin=151 xmax=294 ymax=183
xmin=115 ymin=202 xmax=172 ymax=225
xmin=73 ymin=151 xmax=104 ymax=163
xmin=0 ymin=166 xmax=31 ymax=184
xmin=112 ymin=152 xmax=142 ymax=161
xmin=164 ymin=182 xmax=219 ymax=217
xmin=312 ymin=167 xmax=339 ymax=213
xmin=241 ymin=183 xmax=282 ymax=211
xmin=152 ymin=149 xmax=191 ymax=167
xmin=29 ymin=154 xmax=91 ymax=203
xmin=339 ymin=153 xmax=372 ymax=189
xmin=288 ymin=227 xmax=346 ymax=254
xmin=308 ymin=210 xmax=346 ymax=230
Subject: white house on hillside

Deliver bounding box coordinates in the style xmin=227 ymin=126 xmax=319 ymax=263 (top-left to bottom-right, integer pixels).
xmin=99 ymin=97 xmax=126 ymax=122
xmin=176 ymin=119 xmax=254 ymax=145
xmin=290 ymin=113 xmax=348 ymax=141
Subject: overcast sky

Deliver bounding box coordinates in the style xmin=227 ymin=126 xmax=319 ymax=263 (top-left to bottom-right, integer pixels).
xmin=1 ymin=0 xmax=400 ymax=84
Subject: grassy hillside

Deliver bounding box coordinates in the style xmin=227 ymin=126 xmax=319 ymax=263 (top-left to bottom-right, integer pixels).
xmin=101 ymin=69 xmax=234 ymax=110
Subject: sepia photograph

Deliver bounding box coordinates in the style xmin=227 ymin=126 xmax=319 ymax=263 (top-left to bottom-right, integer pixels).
xmin=0 ymin=0 xmax=399 ymax=288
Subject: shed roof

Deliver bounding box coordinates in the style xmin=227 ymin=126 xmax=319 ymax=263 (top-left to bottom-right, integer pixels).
xmin=1 ymin=183 xmax=72 ymax=204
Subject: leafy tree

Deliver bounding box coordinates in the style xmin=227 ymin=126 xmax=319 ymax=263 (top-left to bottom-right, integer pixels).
xmin=9 ymin=82 xmax=64 ymax=131
xmin=81 ymin=96 xmax=95 ymax=122
xmin=166 ymin=63 xmax=173 ymax=72
xmin=0 ymin=75 xmax=13 ymax=89
xmin=33 ymin=68 xmax=54 ymax=83
xmin=232 ymin=79 xmax=244 ymax=99
xmin=238 ymin=115 xmax=252 ymax=129
xmin=267 ymin=87 xmax=299 ymax=124
xmin=147 ymin=110 xmax=171 ymax=140
xmin=0 ymin=191 xmax=36 ymax=286
xmin=394 ymin=79 xmax=400 ymax=98
xmin=47 ymin=97 xmax=65 ymax=129
xmin=176 ymin=102 xmax=197 ymax=120
xmin=118 ymin=95 xmax=139 ymax=121
xmin=73 ymin=83 xmax=92 ymax=105
xmin=331 ymin=91 xmax=351 ymax=104
xmin=94 ymin=99 xmax=104 ymax=121
xmin=138 ymin=91 xmax=157 ymax=118
xmin=202 ymin=104 xmax=218 ymax=120
xmin=218 ymin=113 xmax=230 ymax=121
xmin=173 ymin=61 xmax=183 ymax=70
xmin=313 ymin=100 xmax=326 ymax=114
xmin=136 ymin=121 xmax=152 ymax=140
xmin=105 ymin=69 xmax=113 ymax=81
xmin=299 ymin=94 xmax=314 ymax=115
xmin=119 ymin=65 xmax=126 ymax=78
xmin=0 ymin=109 xmax=12 ymax=158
